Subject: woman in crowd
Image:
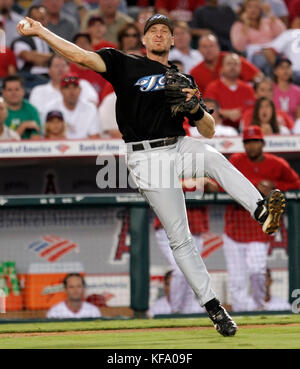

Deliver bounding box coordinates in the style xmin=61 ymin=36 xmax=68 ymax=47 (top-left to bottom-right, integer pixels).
xmin=117 ymin=22 xmax=143 ymax=54
xmin=251 ymin=96 xmax=290 ymax=135
xmin=273 ymin=57 xmax=300 ymax=122
xmin=230 ymin=0 xmax=286 ymax=75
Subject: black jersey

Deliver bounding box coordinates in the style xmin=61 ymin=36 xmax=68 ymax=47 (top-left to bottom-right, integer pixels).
xmin=97 ymin=48 xmax=194 ymax=143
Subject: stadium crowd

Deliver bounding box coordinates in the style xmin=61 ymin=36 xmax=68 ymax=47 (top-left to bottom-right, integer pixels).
xmin=0 ymin=0 xmax=300 ymax=141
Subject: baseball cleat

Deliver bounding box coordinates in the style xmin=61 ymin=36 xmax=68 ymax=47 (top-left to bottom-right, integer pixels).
xmin=254 ymin=189 xmax=286 ymax=235
xmin=207 ymin=305 xmax=238 ymax=337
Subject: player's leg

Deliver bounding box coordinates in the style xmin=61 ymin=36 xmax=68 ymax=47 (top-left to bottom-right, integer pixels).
xmin=246 ymin=241 xmax=269 ymax=310
xmin=127 ymin=145 xmax=216 ymax=307
xmin=179 ymin=136 xmax=285 ymax=235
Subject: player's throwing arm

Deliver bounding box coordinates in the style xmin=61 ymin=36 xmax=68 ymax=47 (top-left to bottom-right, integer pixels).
xmin=17 ymin=17 xmax=106 ymax=73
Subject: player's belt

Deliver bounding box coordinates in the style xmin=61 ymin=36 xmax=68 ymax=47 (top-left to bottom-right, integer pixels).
xmin=131 ymin=137 xmax=178 ymax=151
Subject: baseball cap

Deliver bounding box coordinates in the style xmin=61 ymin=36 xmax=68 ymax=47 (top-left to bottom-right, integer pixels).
xmin=46 ymin=110 xmax=64 ymax=121
xmin=143 ymin=14 xmax=174 ymax=35
xmin=243 ymin=126 xmax=264 ymax=142
xmin=60 ymin=73 xmax=79 ymax=88
xmin=274 ymin=56 xmax=292 ymax=68
xmin=88 ymin=15 xmax=105 ymax=27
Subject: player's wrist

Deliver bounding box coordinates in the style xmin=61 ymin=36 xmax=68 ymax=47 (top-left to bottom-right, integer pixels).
xmin=189 ymin=104 xmax=204 ymax=121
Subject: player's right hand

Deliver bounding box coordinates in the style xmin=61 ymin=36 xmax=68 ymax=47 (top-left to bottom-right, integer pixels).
xmin=17 ymin=17 xmax=42 ymax=37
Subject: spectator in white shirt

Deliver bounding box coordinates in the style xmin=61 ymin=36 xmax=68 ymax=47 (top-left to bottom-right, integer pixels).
xmin=42 ymin=73 xmax=100 ymax=139
xmin=168 ymin=21 xmax=203 ymax=74
xmin=47 ymin=273 xmax=101 ymax=319
xmin=0 ymin=97 xmax=20 ymax=141
xmin=263 ymin=15 xmax=300 ymax=85
xmin=189 ymin=98 xmax=239 ymax=137
xmin=11 ymin=5 xmax=53 ymax=90
xmin=30 ymin=54 xmax=99 ymax=115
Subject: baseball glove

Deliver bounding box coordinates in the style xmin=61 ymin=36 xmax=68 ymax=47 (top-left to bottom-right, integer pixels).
xmin=164 ymin=67 xmax=213 ymax=116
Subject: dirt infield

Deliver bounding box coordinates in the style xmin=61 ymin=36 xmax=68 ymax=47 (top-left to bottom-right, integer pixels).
xmin=1 ymin=323 xmax=300 ymax=338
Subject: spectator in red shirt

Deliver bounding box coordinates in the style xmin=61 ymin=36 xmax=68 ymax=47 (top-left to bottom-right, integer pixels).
xmin=86 ymin=15 xmax=117 ymax=51
xmin=69 ymin=32 xmax=107 ymax=104
xmin=223 ymin=125 xmax=300 ymax=311
xmin=154 ymin=0 xmax=205 ymax=22
xmin=0 ymin=15 xmax=17 ymax=80
xmin=204 ymin=52 xmax=256 ymax=129
xmin=240 ymin=77 xmax=294 ymax=132
xmin=190 ymin=33 xmax=263 ymax=94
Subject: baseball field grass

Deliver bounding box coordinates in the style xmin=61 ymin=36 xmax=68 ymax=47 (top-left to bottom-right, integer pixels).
xmin=0 ymin=313 xmax=299 ymax=349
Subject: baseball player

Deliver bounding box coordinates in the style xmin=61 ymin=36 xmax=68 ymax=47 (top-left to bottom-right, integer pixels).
xmin=18 ymin=14 xmax=286 ymax=337
xmin=223 ymin=126 xmax=300 ymax=312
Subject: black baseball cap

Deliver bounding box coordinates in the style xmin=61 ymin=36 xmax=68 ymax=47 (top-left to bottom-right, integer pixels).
xmin=143 ymin=14 xmax=174 ymax=35
xmin=46 ymin=110 xmax=64 ymax=121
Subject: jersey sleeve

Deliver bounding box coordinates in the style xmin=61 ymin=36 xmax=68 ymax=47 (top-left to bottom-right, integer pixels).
xmin=96 ymin=48 xmax=127 ymax=86
xmin=275 ymin=157 xmax=300 ymax=191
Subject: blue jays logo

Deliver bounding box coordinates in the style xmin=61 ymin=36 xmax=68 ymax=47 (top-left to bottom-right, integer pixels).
xmin=135 ymin=74 xmax=165 ymax=92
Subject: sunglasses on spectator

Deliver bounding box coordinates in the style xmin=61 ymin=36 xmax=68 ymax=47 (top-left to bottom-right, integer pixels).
xmin=123 ymin=33 xmax=139 ymax=38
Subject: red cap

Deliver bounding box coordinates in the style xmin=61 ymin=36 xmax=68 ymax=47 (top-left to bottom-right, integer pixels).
xmin=243 ymin=126 xmax=264 ymax=141
xmin=60 ymin=73 xmax=79 ymax=88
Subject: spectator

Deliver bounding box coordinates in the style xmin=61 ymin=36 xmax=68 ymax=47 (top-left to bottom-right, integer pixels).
xmin=168 ymin=21 xmax=203 ymax=74
xmin=86 ymin=15 xmax=117 ymax=50
xmin=135 ymin=7 xmax=154 ymax=36
xmin=230 ymin=0 xmax=286 ymax=74
xmin=0 ymin=0 xmax=23 ymax=47
xmin=2 ymin=75 xmax=42 ymax=139
xmin=264 ymin=0 xmax=289 ymax=26
xmin=190 ymin=0 xmax=237 ymax=51
xmin=44 ymin=110 xmax=66 ymax=139
xmin=29 ymin=54 xmax=99 ymax=115
xmin=272 ymin=57 xmax=300 ymax=121
xmin=81 ymin=0 xmax=134 ymax=44
xmin=42 ymin=73 xmax=100 ymax=139
xmin=0 ymin=15 xmax=17 ymax=80
xmin=11 ymin=5 xmax=53 ymax=90
xmin=98 ymin=91 xmax=121 ymax=138
xmin=240 ymin=77 xmax=295 ymax=132
xmin=287 ymin=0 xmax=300 ymax=24
xmin=0 ymin=96 xmax=20 ymax=140
xmin=147 ymin=270 xmax=173 ymax=317
xmin=42 ymin=0 xmax=78 ymax=41
xmin=189 ymin=98 xmax=239 ymax=137
xmin=69 ymin=32 xmax=107 ymax=103
xmin=46 ymin=273 xmax=101 ymax=319
xmin=117 ymin=22 xmax=143 ymax=53
xmin=154 ymin=0 xmax=205 ymax=22
xmin=190 ymin=33 xmax=263 ymax=94
xmin=262 ymin=16 xmax=300 ymax=85
xmin=251 ymin=96 xmax=290 ymax=134
xmin=223 ymin=126 xmax=300 ymax=311
xmin=204 ymin=52 xmax=256 ymax=129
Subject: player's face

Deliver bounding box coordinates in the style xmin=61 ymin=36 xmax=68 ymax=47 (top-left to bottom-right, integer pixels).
xmin=143 ymin=24 xmax=174 ymax=56
xmin=244 ymin=140 xmax=264 ymax=160
xmin=2 ymin=81 xmax=25 ymax=106
xmin=65 ymin=276 xmax=85 ymax=302
xmin=198 ymin=36 xmax=220 ymax=62
xmin=256 ymin=80 xmax=273 ymax=99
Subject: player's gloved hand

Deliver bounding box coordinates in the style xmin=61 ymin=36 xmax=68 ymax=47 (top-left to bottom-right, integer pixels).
xmin=164 ymin=66 xmax=214 ymax=116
